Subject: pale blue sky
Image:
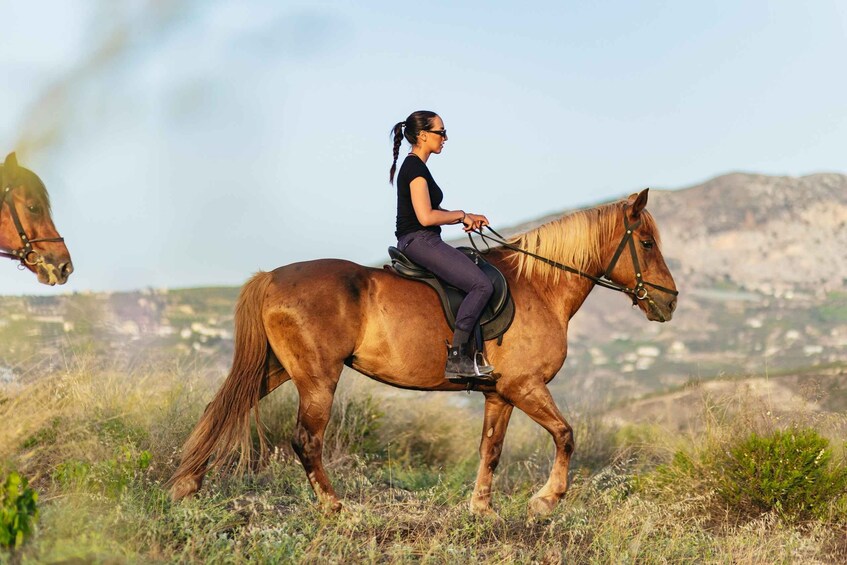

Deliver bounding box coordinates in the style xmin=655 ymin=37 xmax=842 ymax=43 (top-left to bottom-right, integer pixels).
xmin=1 ymin=0 xmax=845 ymax=295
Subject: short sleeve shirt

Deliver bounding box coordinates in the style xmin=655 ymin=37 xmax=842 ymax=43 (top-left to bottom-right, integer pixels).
xmin=395 ymin=155 xmax=444 ymax=238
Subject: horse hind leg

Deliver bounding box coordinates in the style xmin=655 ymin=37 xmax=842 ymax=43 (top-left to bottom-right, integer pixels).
xmin=470 ymin=392 xmax=514 ymax=517
xmin=261 ymin=353 xmax=291 ymax=398
xmin=289 ymin=366 xmax=343 ymax=512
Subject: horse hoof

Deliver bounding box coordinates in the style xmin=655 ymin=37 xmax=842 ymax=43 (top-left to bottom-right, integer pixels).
xmin=171 ymin=476 xmax=202 ymax=501
xmin=322 ymin=499 xmax=343 ymax=514
xmin=527 ymin=496 xmax=556 ymax=518
xmin=470 ymin=501 xmax=501 ymax=520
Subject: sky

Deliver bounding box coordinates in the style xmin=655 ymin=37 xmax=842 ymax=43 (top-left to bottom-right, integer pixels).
xmin=1 ymin=0 xmax=845 ymax=295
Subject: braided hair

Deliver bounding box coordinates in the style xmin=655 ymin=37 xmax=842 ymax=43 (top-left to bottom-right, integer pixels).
xmin=389 ymin=110 xmax=438 ymax=184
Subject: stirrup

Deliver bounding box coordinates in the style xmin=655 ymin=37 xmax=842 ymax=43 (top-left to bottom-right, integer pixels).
xmin=446 ymin=361 xmax=498 ymax=384
xmin=447 ymin=373 xmax=498 ymax=384
xmin=474 ymin=351 xmax=494 ymax=375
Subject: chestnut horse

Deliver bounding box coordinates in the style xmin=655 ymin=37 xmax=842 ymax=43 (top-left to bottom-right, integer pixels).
xmin=0 ymin=152 xmax=73 ymax=285
xmin=170 ymin=189 xmax=677 ymax=517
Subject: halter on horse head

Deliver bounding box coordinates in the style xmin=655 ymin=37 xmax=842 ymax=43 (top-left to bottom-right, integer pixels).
xmin=0 ymin=152 xmax=73 ymax=285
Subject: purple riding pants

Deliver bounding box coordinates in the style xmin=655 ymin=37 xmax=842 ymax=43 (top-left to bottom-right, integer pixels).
xmin=397 ymin=229 xmax=493 ymax=335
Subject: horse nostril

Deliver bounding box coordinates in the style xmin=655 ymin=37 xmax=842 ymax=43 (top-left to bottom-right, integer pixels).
xmin=668 ymin=298 xmax=677 ymax=313
xmin=60 ymin=262 xmax=74 ymax=279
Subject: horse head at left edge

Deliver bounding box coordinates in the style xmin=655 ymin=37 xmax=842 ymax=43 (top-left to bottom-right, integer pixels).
xmin=0 ymin=152 xmax=73 ymax=285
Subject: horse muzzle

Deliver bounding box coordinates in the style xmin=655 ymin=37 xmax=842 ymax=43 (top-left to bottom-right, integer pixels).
xmin=641 ymin=293 xmax=676 ymax=323
xmin=34 ymin=256 xmax=74 ymax=286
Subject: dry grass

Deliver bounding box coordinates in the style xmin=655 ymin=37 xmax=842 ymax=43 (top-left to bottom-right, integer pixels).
xmin=1 ymin=358 xmax=845 ymax=563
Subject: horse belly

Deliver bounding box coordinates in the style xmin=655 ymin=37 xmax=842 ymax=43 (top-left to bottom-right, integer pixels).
xmin=352 ymin=273 xmax=455 ymax=389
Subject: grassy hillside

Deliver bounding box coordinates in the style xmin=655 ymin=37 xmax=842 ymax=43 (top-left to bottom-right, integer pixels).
xmin=1 ymin=358 xmax=845 ymax=563
xmin=4 ymin=165 xmax=846 ymax=562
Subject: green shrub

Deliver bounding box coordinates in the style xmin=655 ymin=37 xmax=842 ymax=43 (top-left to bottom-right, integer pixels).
xmin=0 ymin=472 xmax=39 ymax=549
xmin=715 ymin=428 xmax=847 ymax=521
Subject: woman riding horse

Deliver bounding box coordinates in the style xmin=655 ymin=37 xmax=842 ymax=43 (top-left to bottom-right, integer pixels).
xmin=170 ymin=184 xmax=678 ymax=518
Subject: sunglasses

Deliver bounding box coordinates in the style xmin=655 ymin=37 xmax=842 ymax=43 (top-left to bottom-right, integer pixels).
xmin=425 ymin=129 xmax=447 ymax=137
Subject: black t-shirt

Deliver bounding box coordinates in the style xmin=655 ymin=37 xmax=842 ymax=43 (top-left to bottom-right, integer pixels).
xmin=395 ymin=154 xmax=444 ymax=238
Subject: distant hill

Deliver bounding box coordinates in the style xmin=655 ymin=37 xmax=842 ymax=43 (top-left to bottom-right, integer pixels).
xmin=604 ymin=365 xmax=847 ymax=433
xmin=495 ymin=172 xmax=847 ymax=295
xmin=648 ymin=172 xmax=847 ymax=294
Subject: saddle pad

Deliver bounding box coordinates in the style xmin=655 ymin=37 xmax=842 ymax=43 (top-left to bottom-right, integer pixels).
xmin=386 ymin=246 xmax=515 ymax=342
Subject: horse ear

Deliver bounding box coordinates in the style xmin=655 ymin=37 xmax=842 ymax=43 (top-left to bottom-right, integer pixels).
xmin=4 ymin=152 xmax=18 ymax=172
xmin=630 ymin=188 xmax=649 ymax=218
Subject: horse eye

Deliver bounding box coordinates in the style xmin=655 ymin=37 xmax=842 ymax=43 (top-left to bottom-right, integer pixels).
xmin=641 ymin=240 xmax=654 ymax=250
xmin=27 ymin=204 xmax=42 ymax=215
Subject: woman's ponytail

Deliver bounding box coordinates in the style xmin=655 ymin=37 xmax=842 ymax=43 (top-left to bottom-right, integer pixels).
xmin=388 ymin=121 xmax=405 ymax=185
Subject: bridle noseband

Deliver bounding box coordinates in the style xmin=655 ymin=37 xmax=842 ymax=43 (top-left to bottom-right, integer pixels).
xmin=0 ymin=185 xmax=65 ymax=268
xmin=468 ymin=207 xmax=679 ymax=312
xmin=601 ymin=210 xmax=679 ymax=303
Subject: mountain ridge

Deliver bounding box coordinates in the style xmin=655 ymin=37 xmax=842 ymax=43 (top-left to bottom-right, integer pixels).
xmin=494 ymin=171 xmax=847 ymax=295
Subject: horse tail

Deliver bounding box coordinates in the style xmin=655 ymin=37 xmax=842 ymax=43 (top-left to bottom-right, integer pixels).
xmin=169 ymin=271 xmax=275 ymax=498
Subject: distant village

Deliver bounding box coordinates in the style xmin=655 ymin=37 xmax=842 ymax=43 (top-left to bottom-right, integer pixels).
xmin=2 ymin=278 xmax=845 ymax=403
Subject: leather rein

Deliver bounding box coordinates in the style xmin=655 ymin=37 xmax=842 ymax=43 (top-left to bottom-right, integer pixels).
xmin=467 ymin=209 xmax=679 ymax=308
xmin=0 ymin=184 xmax=65 ymax=267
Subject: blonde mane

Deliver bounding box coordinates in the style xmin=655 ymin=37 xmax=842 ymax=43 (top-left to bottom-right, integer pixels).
xmin=506 ymin=200 xmax=660 ymax=285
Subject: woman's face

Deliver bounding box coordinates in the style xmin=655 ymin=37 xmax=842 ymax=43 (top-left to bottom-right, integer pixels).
xmin=418 ymin=115 xmax=447 ymax=154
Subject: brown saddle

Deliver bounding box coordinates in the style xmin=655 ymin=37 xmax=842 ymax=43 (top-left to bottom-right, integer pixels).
xmin=385 ymin=246 xmax=515 ymax=343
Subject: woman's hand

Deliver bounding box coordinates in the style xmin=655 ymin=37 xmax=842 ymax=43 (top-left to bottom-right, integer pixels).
xmin=462 ymin=213 xmax=489 ymax=232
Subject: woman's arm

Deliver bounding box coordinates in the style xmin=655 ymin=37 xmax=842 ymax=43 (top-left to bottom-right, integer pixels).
xmin=411 ymin=178 xmax=490 ymax=231
xmin=410 ymin=178 xmax=465 ymax=226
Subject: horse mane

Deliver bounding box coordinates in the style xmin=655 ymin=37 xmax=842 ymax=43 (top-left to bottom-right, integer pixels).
xmin=0 ymin=165 xmax=52 ymax=212
xmin=505 ymin=199 xmax=661 ymax=285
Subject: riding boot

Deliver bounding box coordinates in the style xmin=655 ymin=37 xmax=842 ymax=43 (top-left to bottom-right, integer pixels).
xmin=445 ymin=344 xmax=495 ymax=382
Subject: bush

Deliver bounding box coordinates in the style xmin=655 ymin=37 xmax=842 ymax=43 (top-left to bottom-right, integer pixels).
xmin=715 ymin=428 xmax=847 ymax=521
xmin=0 ymin=472 xmax=39 ymax=550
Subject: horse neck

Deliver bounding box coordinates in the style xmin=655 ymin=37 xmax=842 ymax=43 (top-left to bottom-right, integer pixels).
xmin=534 ymin=263 xmax=603 ymax=323
xmin=501 ymin=203 xmax=622 ymax=321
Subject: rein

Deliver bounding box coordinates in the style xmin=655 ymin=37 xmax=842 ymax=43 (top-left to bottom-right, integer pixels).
xmin=0 ymin=185 xmax=65 ymax=267
xmin=467 ymin=210 xmax=679 ymax=307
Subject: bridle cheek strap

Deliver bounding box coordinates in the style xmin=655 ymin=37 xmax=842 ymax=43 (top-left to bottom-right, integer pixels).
xmin=603 ymin=210 xmax=679 ymax=309
xmin=0 ymin=185 xmax=65 ymax=266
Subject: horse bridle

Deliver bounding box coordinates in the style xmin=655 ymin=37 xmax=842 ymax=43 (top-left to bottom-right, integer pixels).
xmin=601 ymin=210 xmax=679 ymax=300
xmin=468 ymin=207 xmax=679 ymax=309
xmin=0 ymin=184 xmax=65 ymax=267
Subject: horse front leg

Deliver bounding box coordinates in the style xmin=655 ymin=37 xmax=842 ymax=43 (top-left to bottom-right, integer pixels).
xmin=470 ymin=392 xmax=514 ymax=517
xmin=504 ymin=382 xmax=575 ymax=518
xmin=291 ymin=375 xmax=342 ymax=512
